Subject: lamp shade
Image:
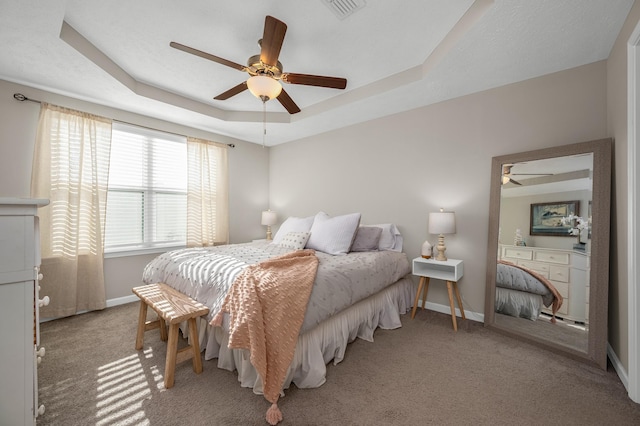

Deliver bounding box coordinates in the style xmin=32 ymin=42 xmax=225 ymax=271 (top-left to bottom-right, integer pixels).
xmin=247 ymin=75 xmax=282 ymax=100
xmin=428 ymin=210 xmax=456 ymax=235
xmin=261 ymin=210 xmax=277 ymax=226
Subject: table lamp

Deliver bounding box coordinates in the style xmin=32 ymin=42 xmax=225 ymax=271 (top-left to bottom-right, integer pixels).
xmin=261 ymin=210 xmax=277 ymax=240
xmin=428 ymin=209 xmax=456 ymax=261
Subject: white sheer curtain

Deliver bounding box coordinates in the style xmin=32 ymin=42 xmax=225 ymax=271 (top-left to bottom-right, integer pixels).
xmin=31 ymin=103 xmax=112 ymax=318
xmin=186 ymin=137 xmax=229 ymax=247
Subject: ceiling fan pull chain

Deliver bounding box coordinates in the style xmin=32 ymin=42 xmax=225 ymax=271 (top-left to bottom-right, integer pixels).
xmin=263 ymin=99 xmax=267 ymax=148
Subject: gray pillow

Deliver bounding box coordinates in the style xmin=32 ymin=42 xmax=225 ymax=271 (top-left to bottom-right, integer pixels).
xmin=350 ymin=226 xmax=383 ymax=252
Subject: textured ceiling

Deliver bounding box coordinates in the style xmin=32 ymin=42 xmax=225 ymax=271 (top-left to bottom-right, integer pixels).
xmin=0 ymin=0 xmax=634 ymax=145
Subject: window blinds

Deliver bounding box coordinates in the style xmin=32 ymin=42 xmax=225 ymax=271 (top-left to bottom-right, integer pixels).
xmin=104 ymin=122 xmax=187 ymax=251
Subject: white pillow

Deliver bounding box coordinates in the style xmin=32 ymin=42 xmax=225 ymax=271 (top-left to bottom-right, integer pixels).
xmin=362 ymin=223 xmax=403 ymax=252
xmin=279 ymin=231 xmax=311 ymax=250
xmin=271 ymin=215 xmax=315 ymax=245
xmin=305 ymin=211 xmax=361 ymax=255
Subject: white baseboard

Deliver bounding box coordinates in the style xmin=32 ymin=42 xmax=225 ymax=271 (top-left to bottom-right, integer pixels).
xmin=608 ymin=342 xmax=629 ymax=391
xmin=106 ymin=294 xmax=138 ymax=308
xmin=420 ymin=300 xmax=485 ymax=323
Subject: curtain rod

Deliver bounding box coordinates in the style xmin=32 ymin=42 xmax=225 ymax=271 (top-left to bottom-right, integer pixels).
xmin=12 ymin=93 xmax=235 ymax=148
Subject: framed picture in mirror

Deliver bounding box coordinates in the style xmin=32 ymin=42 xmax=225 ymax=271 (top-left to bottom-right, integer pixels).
xmin=530 ymin=200 xmax=580 ymax=236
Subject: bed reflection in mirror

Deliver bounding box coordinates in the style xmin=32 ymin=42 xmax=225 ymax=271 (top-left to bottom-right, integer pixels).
xmin=485 ymin=139 xmax=611 ymax=369
xmin=495 ymin=153 xmax=592 ymax=354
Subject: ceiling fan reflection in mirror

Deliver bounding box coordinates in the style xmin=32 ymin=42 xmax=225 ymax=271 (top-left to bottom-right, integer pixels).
xmin=501 ymin=164 xmax=553 ymax=186
xmin=170 ymin=15 xmax=347 ymax=114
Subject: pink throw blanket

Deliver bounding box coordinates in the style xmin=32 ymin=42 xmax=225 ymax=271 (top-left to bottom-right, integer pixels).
xmin=210 ymin=249 xmax=319 ymax=425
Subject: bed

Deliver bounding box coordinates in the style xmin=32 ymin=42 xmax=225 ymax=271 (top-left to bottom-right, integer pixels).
xmin=141 ymin=212 xmax=415 ymax=422
xmin=494 ymin=260 xmax=563 ymax=322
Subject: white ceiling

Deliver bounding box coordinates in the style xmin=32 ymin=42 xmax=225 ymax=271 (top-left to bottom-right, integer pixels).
xmin=0 ymin=0 xmax=634 ymax=146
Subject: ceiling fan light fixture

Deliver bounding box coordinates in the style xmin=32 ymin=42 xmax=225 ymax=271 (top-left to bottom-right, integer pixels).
xmin=247 ymin=75 xmax=282 ymax=101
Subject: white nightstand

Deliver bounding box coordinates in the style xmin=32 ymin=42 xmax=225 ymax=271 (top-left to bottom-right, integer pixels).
xmin=411 ymin=257 xmax=465 ymax=331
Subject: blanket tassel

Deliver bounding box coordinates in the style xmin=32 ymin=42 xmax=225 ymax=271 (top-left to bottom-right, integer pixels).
xmin=266 ymin=403 xmax=283 ymax=425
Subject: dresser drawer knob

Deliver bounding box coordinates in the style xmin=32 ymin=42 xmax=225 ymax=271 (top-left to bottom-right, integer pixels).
xmin=38 ymin=296 xmax=50 ymax=307
xmin=37 ymin=404 xmax=45 ymax=416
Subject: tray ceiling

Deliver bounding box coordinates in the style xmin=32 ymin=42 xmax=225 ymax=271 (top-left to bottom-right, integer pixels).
xmin=0 ymin=0 xmax=634 ymax=145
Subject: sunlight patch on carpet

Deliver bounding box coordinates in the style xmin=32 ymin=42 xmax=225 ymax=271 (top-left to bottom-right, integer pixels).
xmin=94 ymin=350 xmax=157 ymax=426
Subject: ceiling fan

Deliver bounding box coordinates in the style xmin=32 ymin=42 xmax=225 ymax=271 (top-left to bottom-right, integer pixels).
xmin=170 ymin=15 xmax=348 ymax=114
xmin=501 ymin=164 xmax=553 ymax=185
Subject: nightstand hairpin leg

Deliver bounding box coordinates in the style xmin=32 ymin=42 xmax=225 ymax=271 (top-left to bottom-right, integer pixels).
xmin=446 ymin=281 xmax=466 ymax=331
xmin=411 ymin=276 xmax=430 ymax=319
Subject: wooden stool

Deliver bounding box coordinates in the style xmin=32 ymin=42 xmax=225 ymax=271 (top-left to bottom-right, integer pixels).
xmin=132 ymin=283 xmax=209 ymax=388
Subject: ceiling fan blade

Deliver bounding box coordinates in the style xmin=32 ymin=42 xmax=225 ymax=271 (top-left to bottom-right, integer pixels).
xmin=283 ymin=73 xmax=347 ymax=89
xmin=277 ymin=88 xmax=301 ymax=114
xmin=170 ymin=41 xmax=245 ymax=71
xmin=509 ymin=178 xmax=522 ymax=186
xmin=214 ymin=82 xmax=248 ymax=100
xmin=511 ymin=173 xmax=554 ymax=176
xmin=260 ymin=16 xmax=287 ymax=67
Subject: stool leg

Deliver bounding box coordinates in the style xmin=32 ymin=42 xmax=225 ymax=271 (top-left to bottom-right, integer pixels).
xmin=188 ymin=318 xmax=203 ymax=374
xmin=135 ymin=301 xmax=148 ymax=350
xmin=164 ymin=323 xmax=179 ymax=388
xmin=159 ymin=317 xmax=168 ymax=341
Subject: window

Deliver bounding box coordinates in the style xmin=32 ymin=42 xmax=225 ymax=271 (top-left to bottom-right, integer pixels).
xmin=104 ymin=122 xmax=187 ymax=253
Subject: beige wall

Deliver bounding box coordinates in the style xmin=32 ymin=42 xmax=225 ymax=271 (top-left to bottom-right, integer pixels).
xmin=270 ymin=61 xmax=608 ymax=318
xmin=606 ymin=0 xmax=640 ymax=373
xmin=0 ymin=79 xmax=270 ymax=301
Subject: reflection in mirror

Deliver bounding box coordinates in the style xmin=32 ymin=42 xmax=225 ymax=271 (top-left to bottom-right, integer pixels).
xmin=485 ymin=139 xmax=611 ymax=370
xmin=496 ymin=153 xmax=592 ymax=353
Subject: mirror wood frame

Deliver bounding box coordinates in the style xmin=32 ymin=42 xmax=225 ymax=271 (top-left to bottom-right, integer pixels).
xmin=484 ymin=138 xmax=612 ymax=369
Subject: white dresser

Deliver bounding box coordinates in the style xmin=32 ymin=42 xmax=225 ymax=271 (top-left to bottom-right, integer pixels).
xmin=0 ymin=198 xmax=49 ymax=425
xmin=499 ymin=244 xmax=589 ymax=323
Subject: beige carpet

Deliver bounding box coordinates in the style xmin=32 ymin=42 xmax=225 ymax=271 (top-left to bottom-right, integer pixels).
xmin=37 ymin=302 xmax=640 ymax=425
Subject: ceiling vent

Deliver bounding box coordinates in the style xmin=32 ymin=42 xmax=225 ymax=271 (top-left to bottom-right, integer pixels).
xmin=322 ymin=0 xmax=366 ymax=20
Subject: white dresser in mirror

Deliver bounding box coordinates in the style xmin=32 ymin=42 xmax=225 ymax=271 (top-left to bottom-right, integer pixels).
xmin=499 ymin=244 xmax=589 ymax=324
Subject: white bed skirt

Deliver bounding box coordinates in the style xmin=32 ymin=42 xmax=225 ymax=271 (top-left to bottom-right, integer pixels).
xmin=495 ymin=286 xmax=543 ymax=321
xmin=190 ymin=275 xmax=416 ymax=395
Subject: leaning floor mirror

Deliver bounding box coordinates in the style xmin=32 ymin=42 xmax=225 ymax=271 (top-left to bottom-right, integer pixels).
xmin=484 ymin=138 xmax=612 ymax=369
